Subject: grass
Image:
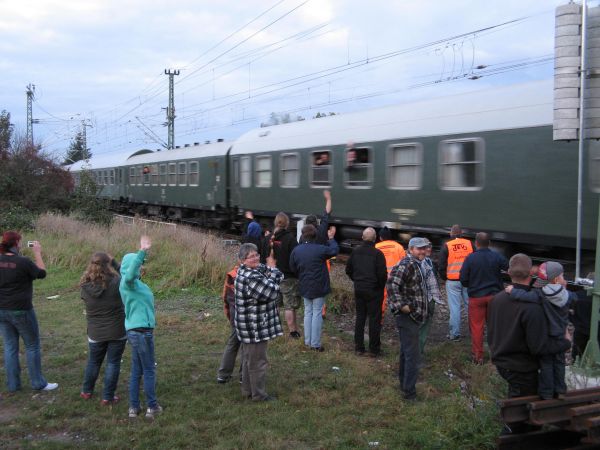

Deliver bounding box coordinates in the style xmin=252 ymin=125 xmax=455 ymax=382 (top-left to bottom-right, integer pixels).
xmin=0 ymin=216 xmax=505 ymax=449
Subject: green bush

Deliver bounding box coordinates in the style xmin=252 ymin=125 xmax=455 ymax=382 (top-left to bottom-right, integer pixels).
xmin=0 ymin=205 xmax=37 ymax=232
xmin=69 ymin=170 xmax=113 ymax=226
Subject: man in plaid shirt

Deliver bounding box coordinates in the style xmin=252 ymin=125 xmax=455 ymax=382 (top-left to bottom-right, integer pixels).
xmin=386 ymin=237 xmax=429 ymax=400
xmin=234 ymin=243 xmax=283 ymax=401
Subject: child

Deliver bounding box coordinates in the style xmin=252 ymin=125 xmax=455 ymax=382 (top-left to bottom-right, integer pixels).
xmin=506 ymin=261 xmax=575 ymax=399
xmin=120 ymin=236 xmax=162 ymax=419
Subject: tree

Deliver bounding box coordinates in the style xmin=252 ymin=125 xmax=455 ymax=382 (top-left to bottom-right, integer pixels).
xmin=0 ymin=133 xmax=73 ymax=213
xmin=313 ymin=112 xmax=337 ymax=119
xmin=63 ymin=130 xmax=91 ymax=165
xmin=260 ymin=112 xmax=305 ymax=127
xmin=0 ymin=110 xmax=13 ymax=157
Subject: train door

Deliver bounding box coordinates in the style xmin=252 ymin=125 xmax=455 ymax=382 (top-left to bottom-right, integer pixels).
xmin=230 ymin=156 xmax=242 ymax=207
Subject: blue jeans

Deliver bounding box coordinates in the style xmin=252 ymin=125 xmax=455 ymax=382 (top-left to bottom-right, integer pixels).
xmin=127 ymin=330 xmax=158 ymax=409
xmin=446 ymin=280 xmax=469 ymax=338
xmin=303 ymin=297 xmax=325 ymax=348
xmin=0 ymin=309 xmax=48 ymax=391
xmin=395 ymin=313 xmax=421 ymax=399
xmin=82 ymin=339 xmax=126 ymax=401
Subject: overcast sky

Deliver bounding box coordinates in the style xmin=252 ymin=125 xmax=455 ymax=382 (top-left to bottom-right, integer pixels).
xmin=0 ymin=0 xmax=582 ymax=160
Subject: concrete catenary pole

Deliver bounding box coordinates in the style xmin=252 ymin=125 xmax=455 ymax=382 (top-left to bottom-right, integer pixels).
xmin=164 ymin=69 xmax=180 ymax=150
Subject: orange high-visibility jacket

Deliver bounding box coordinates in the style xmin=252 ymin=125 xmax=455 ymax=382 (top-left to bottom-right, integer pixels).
xmin=445 ymin=238 xmax=473 ymax=280
xmin=375 ymin=240 xmax=406 ymax=274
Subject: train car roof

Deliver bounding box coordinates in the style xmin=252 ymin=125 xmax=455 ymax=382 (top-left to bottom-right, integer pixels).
xmin=230 ymin=80 xmax=554 ymax=154
xmin=66 ymin=149 xmax=153 ymax=171
xmin=125 ymin=141 xmax=232 ymax=165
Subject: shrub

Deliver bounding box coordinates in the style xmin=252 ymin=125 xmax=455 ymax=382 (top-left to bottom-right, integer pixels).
xmin=0 ymin=205 xmax=38 ymax=232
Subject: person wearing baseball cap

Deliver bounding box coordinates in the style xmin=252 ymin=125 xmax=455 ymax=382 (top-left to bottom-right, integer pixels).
xmin=386 ymin=236 xmax=430 ymax=400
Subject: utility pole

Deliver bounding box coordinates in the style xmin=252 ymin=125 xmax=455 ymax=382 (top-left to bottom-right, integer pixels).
xmin=26 ymin=84 xmax=35 ymax=144
xmin=81 ymin=119 xmax=92 ymax=159
xmin=164 ymin=69 xmax=180 ymax=150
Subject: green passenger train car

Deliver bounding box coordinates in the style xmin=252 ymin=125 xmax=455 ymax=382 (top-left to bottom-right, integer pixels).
xmin=230 ymin=80 xmax=598 ymax=252
xmin=68 ymin=79 xmax=598 ymax=255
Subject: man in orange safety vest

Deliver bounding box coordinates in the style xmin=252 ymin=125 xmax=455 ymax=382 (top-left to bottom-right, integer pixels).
xmin=375 ymin=227 xmax=406 ymax=321
xmin=439 ymin=224 xmax=473 ymax=341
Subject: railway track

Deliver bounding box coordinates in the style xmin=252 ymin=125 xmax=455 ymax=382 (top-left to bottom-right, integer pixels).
xmin=498 ymin=387 xmax=600 ymax=449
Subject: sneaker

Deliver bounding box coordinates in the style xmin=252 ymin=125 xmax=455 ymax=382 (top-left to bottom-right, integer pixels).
xmin=311 ymin=346 xmax=325 ymax=352
xmin=216 ymin=376 xmax=231 ymax=384
xmin=101 ymin=395 xmax=120 ymax=406
xmin=80 ymin=391 xmax=92 ymax=400
xmin=289 ymin=331 xmax=301 ymax=339
xmin=128 ymin=407 xmax=141 ymax=418
xmin=42 ymin=383 xmax=58 ymax=391
xmin=447 ymin=334 xmax=461 ymax=342
xmin=145 ymin=404 xmax=163 ymax=419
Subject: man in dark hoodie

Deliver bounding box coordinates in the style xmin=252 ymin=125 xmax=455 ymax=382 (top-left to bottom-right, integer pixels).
xmin=270 ymin=212 xmax=301 ymax=338
xmin=346 ymin=227 xmax=387 ymax=356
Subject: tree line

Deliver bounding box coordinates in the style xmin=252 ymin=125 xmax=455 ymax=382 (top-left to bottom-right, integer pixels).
xmin=0 ymin=110 xmax=108 ymax=230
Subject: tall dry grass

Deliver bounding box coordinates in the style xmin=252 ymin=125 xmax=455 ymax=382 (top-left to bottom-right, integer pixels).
xmin=33 ymin=214 xmax=236 ymax=292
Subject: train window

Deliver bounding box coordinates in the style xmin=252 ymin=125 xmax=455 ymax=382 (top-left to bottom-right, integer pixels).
xmin=143 ymin=166 xmax=151 ymax=185
xmin=345 ymin=147 xmax=372 ymax=188
xmin=590 ymin=143 xmax=600 ymax=192
xmin=387 ymin=143 xmax=422 ymax=190
xmin=189 ymin=161 xmax=199 ymax=186
xmin=178 ymin=162 xmax=187 ymax=186
xmin=255 ymin=155 xmax=272 ymax=188
xmin=310 ymin=150 xmax=332 ymax=187
xmin=151 ymin=165 xmax=158 ymax=186
xmin=168 ymin=163 xmax=177 ymax=186
xmin=159 ymin=164 xmax=167 ymax=186
xmin=280 ymin=153 xmax=299 ymax=188
xmin=129 ymin=167 xmax=135 ymax=186
xmin=110 ymin=169 xmax=115 ymax=185
xmin=136 ymin=166 xmax=143 ymax=186
xmin=438 ymin=138 xmax=484 ymax=190
xmin=103 ymin=170 xmax=109 ymax=186
xmin=240 ymin=156 xmax=251 ymax=188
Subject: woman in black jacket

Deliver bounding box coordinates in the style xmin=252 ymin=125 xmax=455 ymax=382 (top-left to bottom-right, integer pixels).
xmin=79 ymin=252 xmax=126 ymax=405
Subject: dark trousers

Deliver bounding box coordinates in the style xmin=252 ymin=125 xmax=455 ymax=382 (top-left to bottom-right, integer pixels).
xmin=217 ymin=326 xmax=242 ymax=380
xmin=354 ymin=289 xmax=383 ymax=354
xmin=395 ymin=313 xmax=420 ymax=399
xmin=496 ymin=366 xmax=541 ymax=434
xmin=539 ymin=352 xmax=566 ymax=399
xmin=82 ymin=339 xmax=127 ymax=401
xmin=496 ymin=366 xmax=538 ymax=398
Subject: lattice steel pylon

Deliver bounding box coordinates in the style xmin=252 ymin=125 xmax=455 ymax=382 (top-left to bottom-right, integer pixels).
xmin=164 ymin=69 xmax=180 ymax=150
xmin=26 ymin=84 xmax=35 ymax=144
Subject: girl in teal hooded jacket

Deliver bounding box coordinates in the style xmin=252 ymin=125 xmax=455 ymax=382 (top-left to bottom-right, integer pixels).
xmin=119 ymin=236 xmax=162 ymax=419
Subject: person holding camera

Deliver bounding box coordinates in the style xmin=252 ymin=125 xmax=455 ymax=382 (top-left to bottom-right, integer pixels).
xmin=0 ymin=231 xmax=58 ymax=392
xmin=120 ymin=236 xmax=162 ymax=419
